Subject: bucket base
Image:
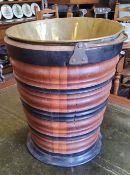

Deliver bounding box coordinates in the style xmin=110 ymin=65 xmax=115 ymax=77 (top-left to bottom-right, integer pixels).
xmin=27 ymin=134 xmax=102 ymax=167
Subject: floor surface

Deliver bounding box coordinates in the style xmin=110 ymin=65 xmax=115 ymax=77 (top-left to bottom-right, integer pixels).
xmin=0 ymin=85 xmax=130 ymax=175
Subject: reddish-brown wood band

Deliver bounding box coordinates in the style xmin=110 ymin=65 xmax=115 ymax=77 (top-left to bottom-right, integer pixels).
xmin=25 ymin=108 xmax=105 ymax=137
xmin=30 ymin=128 xmax=100 ymax=154
xmin=11 ymin=56 xmax=118 ymax=89
xmin=18 ymin=83 xmax=111 ymax=113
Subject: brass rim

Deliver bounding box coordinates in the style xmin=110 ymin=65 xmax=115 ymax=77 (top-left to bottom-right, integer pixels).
xmin=6 ymin=17 xmax=124 ymax=44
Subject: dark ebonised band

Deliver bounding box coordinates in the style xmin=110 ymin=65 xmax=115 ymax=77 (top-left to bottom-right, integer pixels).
xmin=27 ymin=134 xmax=101 ymax=167
xmin=29 ymin=125 xmax=100 ymax=141
xmin=22 ymin=100 xmax=107 ymax=122
xmin=7 ymin=43 xmax=122 ymax=66
xmin=17 ymin=78 xmax=112 ymax=95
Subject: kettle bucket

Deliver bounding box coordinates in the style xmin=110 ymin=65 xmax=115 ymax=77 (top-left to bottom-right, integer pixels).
xmin=5 ymin=17 xmax=126 ymax=167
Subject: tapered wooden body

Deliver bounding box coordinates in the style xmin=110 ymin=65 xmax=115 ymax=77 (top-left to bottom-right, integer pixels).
xmin=5 ymin=18 xmax=126 ymax=167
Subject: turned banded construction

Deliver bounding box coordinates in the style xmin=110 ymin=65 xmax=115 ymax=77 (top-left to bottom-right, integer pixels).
xmin=5 ymin=17 xmax=126 ymax=167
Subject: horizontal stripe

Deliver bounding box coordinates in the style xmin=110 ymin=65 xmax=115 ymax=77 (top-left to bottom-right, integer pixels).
xmin=7 ymin=43 xmax=122 ymax=66
xmin=22 ymin=100 xmax=107 ymax=121
xmin=17 ymin=78 xmax=112 ymax=94
xmin=29 ymin=125 xmax=100 ymax=141
xmin=30 ymin=130 xmax=99 ymax=154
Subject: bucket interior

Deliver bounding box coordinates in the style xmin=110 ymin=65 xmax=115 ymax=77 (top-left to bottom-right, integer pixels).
xmin=6 ymin=17 xmax=123 ymax=43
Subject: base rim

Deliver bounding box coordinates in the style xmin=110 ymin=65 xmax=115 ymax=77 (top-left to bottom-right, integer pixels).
xmin=27 ymin=134 xmax=102 ymax=167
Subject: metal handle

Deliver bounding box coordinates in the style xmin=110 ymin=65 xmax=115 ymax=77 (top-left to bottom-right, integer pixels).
xmin=69 ymin=42 xmax=88 ymax=65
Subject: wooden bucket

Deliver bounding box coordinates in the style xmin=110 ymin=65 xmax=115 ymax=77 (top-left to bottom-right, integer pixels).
xmin=5 ymin=17 xmax=126 ymax=167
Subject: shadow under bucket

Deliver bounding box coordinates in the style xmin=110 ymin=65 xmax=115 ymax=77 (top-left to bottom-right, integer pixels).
xmin=5 ymin=17 xmax=127 ymax=167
